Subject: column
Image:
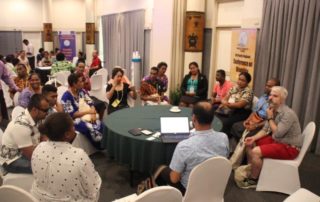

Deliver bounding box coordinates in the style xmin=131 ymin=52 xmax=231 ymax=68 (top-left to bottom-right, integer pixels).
xmin=42 ymin=0 xmax=53 ymax=52
xmin=85 ymin=0 xmax=96 ymax=66
xmin=184 ymin=0 xmax=205 ymax=75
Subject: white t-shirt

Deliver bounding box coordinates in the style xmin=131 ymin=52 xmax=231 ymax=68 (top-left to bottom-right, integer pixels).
xmin=0 ymin=109 xmax=40 ymax=165
xmin=31 ymin=141 xmax=101 ymax=202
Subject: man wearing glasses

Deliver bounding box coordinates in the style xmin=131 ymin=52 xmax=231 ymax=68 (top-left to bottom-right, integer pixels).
xmin=0 ymin=94 xmax=49 ymax=174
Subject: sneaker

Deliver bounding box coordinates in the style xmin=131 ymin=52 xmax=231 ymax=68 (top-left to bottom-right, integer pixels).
xmin=241 ymin=178 xmax=258 ymax=189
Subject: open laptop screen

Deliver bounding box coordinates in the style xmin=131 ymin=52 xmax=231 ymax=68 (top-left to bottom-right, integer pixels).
xmin=160 ymin=117 xmax=189 ymax=134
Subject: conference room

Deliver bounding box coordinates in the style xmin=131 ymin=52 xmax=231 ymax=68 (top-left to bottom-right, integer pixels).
xmin=0 ymin=0 xmax=319 ymax=201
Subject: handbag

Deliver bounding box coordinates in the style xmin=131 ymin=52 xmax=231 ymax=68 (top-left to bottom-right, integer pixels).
xmin=78 ymin=98 xmax=99 ymax=122
xmin=234 ymin=164 xmax=252 ymax=188
xmin=230 ymin=130 xmax=250 ymax=170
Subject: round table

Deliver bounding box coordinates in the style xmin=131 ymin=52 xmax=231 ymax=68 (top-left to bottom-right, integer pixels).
xmin=35 ymin=66 xmax=51 ymax=85
xmin=102 ymin=105 xmax=223 ymax=173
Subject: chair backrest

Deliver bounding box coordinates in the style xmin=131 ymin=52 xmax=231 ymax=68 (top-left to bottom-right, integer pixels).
xmin=13 ymin=92 xmax=20 ymax=106
xmin=57 ymin=85 xmax=68 ymax=101
xmin=183 ymin=157 xmax=232 ymax=202
xmin=11 ymin=106 xmax=25 ymax=120
xmin=90 ymin=74 xmax=103 ymax=91
xmin=0 ymin=185 xmax=38 ymax=202
xmin=135 ymin=186 xmax=183 ymax=202
xmin=55 ymin=71 xmax=71 ymax=86
xmin=295 ymin=122 xmax=316 ymax=165
xmin=95 ymin=67 xmax=108 ymax=80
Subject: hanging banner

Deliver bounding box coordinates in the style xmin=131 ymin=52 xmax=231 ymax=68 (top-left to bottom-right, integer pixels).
xmin=230 ymin=29 xmax=257 ymax=86
xmin=58 ymin=31 xmax=76 ymax=61
xmin=184 ymin=11 xmax=205 ymax=52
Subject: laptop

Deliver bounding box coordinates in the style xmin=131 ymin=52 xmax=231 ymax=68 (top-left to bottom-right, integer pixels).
xmin=160 ymin=117 xmax=190 ymax=143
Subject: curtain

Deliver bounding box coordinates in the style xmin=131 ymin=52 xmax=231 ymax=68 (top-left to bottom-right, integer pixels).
xmin=101 ymin=10 xmax=145 ymax=80
xmin=0 ymin=31 xmax=22 ymax=55
xmin=254 ymin=0 xmax=320 ymax=152
xmin=169 ymin=0 xmax=186 ymax=92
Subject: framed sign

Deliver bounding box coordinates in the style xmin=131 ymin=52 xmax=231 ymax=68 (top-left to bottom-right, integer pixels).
xmin=43 ymin=23 xmax=53 ymax=42
xmin=185 ymin=11 xmax=205 ymax=52
xmin=86 ymin=23 xmax=95 ymax=44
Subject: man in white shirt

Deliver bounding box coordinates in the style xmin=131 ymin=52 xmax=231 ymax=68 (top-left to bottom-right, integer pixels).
xmin=0 ymin=94 xmax=49 ymax=173
xmin=23 ymin=39 xmax=35 ymax=70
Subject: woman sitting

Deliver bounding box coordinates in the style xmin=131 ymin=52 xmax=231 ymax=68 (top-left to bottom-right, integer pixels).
xmin=31 ymin=112 xmax=101 ymax=202
xmin=106 ymin=68 xmax=137 ymax=114
xmin=61 ymin=73 xmax=103 ymax=149
xmin=179 ymin=62 xmax=208 ymax=107
xmin=215 ymin=72 xmax=253 ymax=136
xmin=18 ymin=72 xmax=41 ymax=108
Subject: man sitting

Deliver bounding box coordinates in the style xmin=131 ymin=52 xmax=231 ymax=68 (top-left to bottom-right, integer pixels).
xmin=243 ymin=86 xmax=302 ymax=188
xmin=51 ymin=52 xmax=73 ymax=75
xmin=211 ymin=69 xmax=233 ymax=109
xmin=155 ymin=102 xmax=229 ymax=194
xmin=42 ymin=84 xmax=63 ymax=114
xmin=230 ymin=78 xmax=280 ymax=140
xmin=0 ymin=94 xmax=49 ymax=173
xmin=140 ymin=67 xmax=167 ymax=105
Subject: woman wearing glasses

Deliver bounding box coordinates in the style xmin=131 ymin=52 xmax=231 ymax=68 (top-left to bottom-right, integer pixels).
xmin=106 ymin=68 xmax=137 ymax=114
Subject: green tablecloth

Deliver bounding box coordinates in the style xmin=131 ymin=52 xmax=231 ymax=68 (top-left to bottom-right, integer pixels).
xmin=102 ymin=105 xmax=222 ymax=173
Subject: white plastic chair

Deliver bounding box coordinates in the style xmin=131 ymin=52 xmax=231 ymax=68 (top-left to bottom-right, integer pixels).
xmin=11 ymin=105 xmax=25 ymax=120
xmin=72 ymin=132 xmax=97 ymax=156
xmin=55 ymin=70 xmax=71 ymax=86
xmin=0 ymin=185 xmax=38 ymax=202
xmin=89 ymin=74 xmax=106 ymax=102
xmin=1 ymin=80 xmax=13 ymax=107
xmin=57 ymin=85 xmax=68 ymax=102
xmin=256 ymin=122 xmax=316 ymax=194
xmin=284 ymin=188 xmax=320 ymax=202
xmin=94 ymin=67 xmax=108 ymax=82
xmin=13 ymin=92 xmax=21 ymax=107
xmin=183 ymin=157 xmax=232 ymax=202
xmin=135 ymin=186 xmax=183 ymax=202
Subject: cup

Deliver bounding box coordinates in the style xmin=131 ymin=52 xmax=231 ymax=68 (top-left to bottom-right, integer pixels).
xmin=171 ymin=106 xmax=179 ymax=111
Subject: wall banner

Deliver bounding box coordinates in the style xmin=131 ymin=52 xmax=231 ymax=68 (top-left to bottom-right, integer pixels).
xmin=58 ymin=31 xmax=76 ymax=61
xmin=230 ymin=29 xmax=257 ymax=85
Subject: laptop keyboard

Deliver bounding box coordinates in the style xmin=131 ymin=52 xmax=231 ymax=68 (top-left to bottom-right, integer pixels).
xmin=160 ymin=133 xmax=190 ymax=143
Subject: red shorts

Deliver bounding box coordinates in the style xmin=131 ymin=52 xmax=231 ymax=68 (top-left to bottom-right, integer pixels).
xmin=256 ymin=136 xmax=299 ymax=160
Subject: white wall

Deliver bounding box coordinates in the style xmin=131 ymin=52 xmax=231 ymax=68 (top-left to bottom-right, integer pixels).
xmin=0 ymin=0 xmax=43 ymax=31
xmin=52 ymin=0 xmax=86 ymax=31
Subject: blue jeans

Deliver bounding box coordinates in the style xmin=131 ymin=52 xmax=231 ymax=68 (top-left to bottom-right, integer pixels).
xmin=4 ymin=156 xmax=32 ymax=174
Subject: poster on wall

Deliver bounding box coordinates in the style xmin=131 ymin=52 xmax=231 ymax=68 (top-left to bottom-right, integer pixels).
xmin=185 ymin=11 xmax=205 ymax=52
xmin=230 ymin=29 xmax=257 ymax=86
xmin=58 ymin=31 xmax=76 ymax=61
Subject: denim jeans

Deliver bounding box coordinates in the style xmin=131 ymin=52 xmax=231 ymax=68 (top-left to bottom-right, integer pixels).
xmin=3 ymin=156 xmax=32 ymax=174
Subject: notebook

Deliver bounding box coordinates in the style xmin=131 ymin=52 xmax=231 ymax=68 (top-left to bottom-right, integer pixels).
xmin=160 ymin=117 xmax=190 ymax=143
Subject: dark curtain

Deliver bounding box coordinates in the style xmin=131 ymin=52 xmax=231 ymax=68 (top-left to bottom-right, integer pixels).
xmin=254 ymin=0 xmax=320 ymax=152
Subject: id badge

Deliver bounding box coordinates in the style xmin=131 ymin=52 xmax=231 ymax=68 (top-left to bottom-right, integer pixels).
xmin=189 ymin=86 xmax=195 ymax=93
xmin=111 ymin=99 xmax=120 ymax=107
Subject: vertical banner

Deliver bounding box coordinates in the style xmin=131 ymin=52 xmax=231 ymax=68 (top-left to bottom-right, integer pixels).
xmin=230 ymin=29 xmax=257 ymax=86
xmin=185 ymin=11 xmax=205 ymax=52
xmin=58 ymin=31 xmax=76 ymax=61
xmin=43 ymin=23 xmax=53 ymax=42
xmin=86 ymin=23 xmax=95 ymax=44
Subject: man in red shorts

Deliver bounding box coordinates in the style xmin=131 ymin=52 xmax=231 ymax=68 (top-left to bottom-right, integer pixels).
xmin=242 ymin=86 xmax=302 ymax=188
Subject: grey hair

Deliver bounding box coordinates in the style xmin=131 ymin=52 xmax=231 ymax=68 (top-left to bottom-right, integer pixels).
xmin=271 ymin=86 xmax=288 ymax=100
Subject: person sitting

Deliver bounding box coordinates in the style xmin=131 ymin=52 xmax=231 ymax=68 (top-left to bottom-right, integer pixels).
xmin=61 ymin=73 xmax=103 ymax=149
xmin=179 ymin=62 xmax=208 ymax=108
xmin=140 ymin=67 xmax=167 ymax=105
xmin=42 ymin=84 xmax=64 ymax=114
xmin=9 ymin=63 xmax=28 ymax=98
xmin=89 ymin=50 xmax=102 ymax=77
xmin=242 ymin=86 xmax=302 ymax=188
xmin=230 ymin=78 xmax=280 ymax=140
xmin=157 ymin=62 xmax=169 ymax=93
xmin=75 ymin=61 xmax=91 ymax=91
xmin=106 ymin=68 xmax=137 ymax=114
xmin=211 ymin=69 xmax=233 ymax=109
xmin=18 ymin=72 xmax=42 ymax=108
xmin=51 ymin=52 xmax=73 ymax=75
xmin=4 ymin=54 xmax=17 ymax=77
xmin=39 ymin=51 xmax=52 ymax=67
xmin=30 ymin=112 xmax=101 ymax=201
xmin=36 ymin=48 xmax=44 ymax=66
xmin=154 ymin=102 xmax=229 ymax=194
xmin=0 ymin=94 xmax=49 ymax=173
xmin=215 ymin=72 xmax=253 ymax=136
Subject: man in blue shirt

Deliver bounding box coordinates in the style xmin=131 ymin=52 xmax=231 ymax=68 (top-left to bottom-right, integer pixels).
xmin=155 ymin=101 xmax=229 ymax=194
xmin=230 ymin=78 xmax=280 ymax=140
